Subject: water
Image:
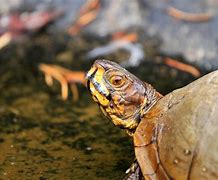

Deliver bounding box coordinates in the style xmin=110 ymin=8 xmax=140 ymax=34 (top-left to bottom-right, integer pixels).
xmin=0 ymin=33 xmax=199 ymax=179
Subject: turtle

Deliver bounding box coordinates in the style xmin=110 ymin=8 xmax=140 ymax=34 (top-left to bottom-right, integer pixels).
xmin=85 ymin=59 xmax=218 ymax=180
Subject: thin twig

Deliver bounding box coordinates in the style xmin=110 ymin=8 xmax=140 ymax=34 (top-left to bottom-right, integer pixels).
xmin=167 ymin=6 xmax=214 ymax=22
xmin=164 ymin=57 xmax=201 ymax=77
xmin=68 ymin=0 xmax=100 ymax=35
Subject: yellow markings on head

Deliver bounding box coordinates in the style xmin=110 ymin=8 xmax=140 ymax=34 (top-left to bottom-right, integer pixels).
xmin=89 ymin=82 xmax=109 ymax=106
xmin=110 ymin=115 xmax=124 ymax=126
xmin=86 ymin=65 xmax=97 ymax=79
xmin=91 ymin=65 xmax=109 ymax=95
xmin=87 ymin=64 xmax=111 ymax=107
xmin=93 ymin=65 xmax=105 ymax=83
xmin=89 ymin=81 xmax=98 ymax=97
xmin=110 ymin=114 xmax=138 ymax=130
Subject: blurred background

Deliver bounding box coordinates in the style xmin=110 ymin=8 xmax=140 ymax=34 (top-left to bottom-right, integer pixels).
xmin=0 ymin=0 xmax=217 ymax=179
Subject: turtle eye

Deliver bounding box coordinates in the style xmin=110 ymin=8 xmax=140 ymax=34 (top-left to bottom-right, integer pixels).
xmin=109 ymin=75 xmax=125 ymax=87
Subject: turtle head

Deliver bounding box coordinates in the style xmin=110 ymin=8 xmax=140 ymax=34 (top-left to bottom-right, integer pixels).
xmin=86 ymin=59 xmax=160 ymax=134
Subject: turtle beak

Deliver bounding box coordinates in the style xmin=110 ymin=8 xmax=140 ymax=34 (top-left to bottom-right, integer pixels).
xmin=85 ymin=64 xmax=98 ymax=82
xmin=86 ymin=64 xmax=111 ymax=105
xmin=85 ymin=64 xmax=98 ymax=92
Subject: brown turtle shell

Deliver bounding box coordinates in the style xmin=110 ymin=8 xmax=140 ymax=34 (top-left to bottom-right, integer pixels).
xmin=133 ymin=70 xmax=218 ymax=179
